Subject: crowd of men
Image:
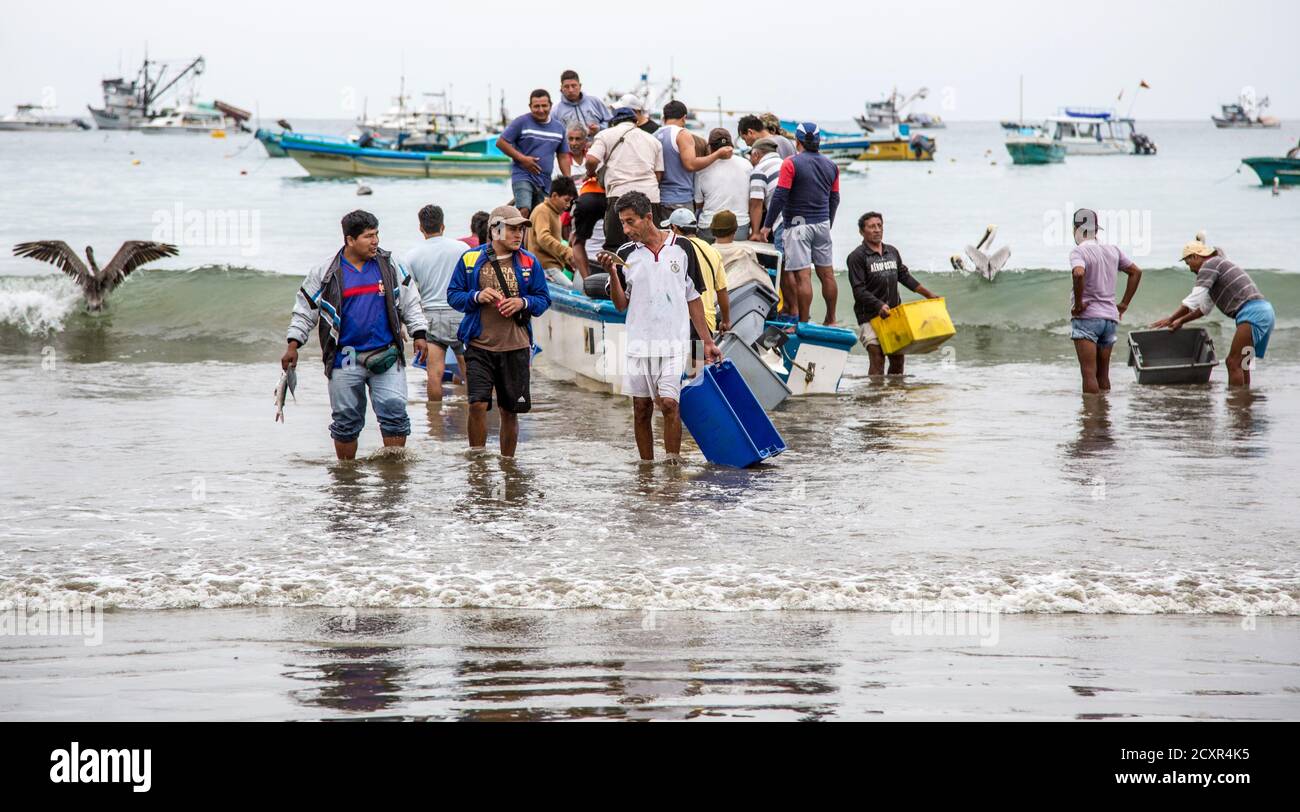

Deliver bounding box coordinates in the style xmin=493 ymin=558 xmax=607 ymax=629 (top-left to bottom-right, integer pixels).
xmin=278 ymin=70 xmax=1277 ymax=462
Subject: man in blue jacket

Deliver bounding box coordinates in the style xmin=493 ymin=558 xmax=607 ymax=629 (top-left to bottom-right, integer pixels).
xmin=447 ymin=205 xmax=552 ymax=457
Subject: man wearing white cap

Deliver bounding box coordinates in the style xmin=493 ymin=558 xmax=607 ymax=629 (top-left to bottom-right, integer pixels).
xmin=1154 ymin=233 xmax=1275 ymax=387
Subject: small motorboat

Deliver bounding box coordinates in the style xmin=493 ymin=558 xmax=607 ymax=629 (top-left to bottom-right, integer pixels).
xmin=1004 ymin=125 xmax=1065 ymax=164
xmin=0 ymin=104 xmax=91 ymax=131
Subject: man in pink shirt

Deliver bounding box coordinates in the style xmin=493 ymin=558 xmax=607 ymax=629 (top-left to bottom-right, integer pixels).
xmin=1069 ymin=208 xmax=1143 ymax=394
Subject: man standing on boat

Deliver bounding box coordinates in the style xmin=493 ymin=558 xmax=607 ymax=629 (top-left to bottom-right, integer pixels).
xmin=598 ymin=192 xmax=721 ymax=463
xmin=656 ymin=101 xmax=731 ymax=221
xmin=758 ymin=122 xmax=841 ymax=326
xmin=403 ymin=204 xmax=469 ymax=402
xmin=446 ymin=206 xmax=552 ymax=457
xmin=848 ymin=211 xmax=940 ymax=376
xmin=566 ymin=125 xmax=606 ymax=279
xmin=282 ymin=210 xmax=429 ymax=460
xmin=555 ymin=70 xmax=611 ymax=137
xmin=496 ymin=90 xmax=572 ymax=219
xmin=587 ymin=107 xmax=664 ymax=252
xmin=1153 ymin=234 xmax=1273 ymax=387
xmin=1068 ymin=208 xmax=1143 ymax=394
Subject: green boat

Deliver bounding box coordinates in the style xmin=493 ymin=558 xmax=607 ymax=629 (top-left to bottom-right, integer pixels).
xmin=1242 ymin=156 xmax=1300 ymax=186
xmin=1005 ymin=129 xmax=1066 ymax=165
xmin=280 ymin=132 xmax=510 ymax=179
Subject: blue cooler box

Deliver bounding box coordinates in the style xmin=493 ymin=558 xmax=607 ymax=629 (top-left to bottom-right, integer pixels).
xmin=680 ymin=360 xmax=787 ymax=468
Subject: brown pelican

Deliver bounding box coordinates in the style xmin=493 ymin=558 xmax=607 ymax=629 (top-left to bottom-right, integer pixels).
xmin=12 ymin=240 xmax=179 ymax=310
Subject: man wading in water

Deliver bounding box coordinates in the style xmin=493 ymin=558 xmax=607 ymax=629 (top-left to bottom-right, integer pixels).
xmin=446 ymin=206 xmax=552 ymax=457
xmin=283 ymin=210 xmax=429 ymax=460
xmin=599 ymin=192 xmax=721 ymax=464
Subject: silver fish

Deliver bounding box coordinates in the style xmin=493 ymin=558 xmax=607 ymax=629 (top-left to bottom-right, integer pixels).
xmin=274 ymin=365 xmax=297 ymax=422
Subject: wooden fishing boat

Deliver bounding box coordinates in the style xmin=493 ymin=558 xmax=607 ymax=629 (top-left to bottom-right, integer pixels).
xmin=280 ymin=132 xmax=509 ymax=178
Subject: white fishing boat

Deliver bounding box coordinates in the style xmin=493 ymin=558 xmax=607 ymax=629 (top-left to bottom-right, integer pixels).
xmin=1212 ymin=90 xmax=1280 ymax=128
xmin=87 ymin=54 xmax=210 ymax=130
xmin=1045 ymin=108 xmax=1143 ymax=155
xmin=358 ymin=83 xmax=498 ymax=150
xmin=139 ymin=101 xmax=249 ymax=134
xmin=534 ymin=242 xmax=857 ymax=398
xmin=0 ymin=104 xmax=91 ymax=131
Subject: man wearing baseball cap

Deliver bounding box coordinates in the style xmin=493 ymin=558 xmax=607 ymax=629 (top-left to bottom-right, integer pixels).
xmin=1154 ymin=232 xmax=1274 ymax=387
xmin=1068 ymin=207 xmax=1143 ymax=394
xmin=759 ymin=121 xmax=841 ymax=325
xmin=446 ymin=205 xmax=552 ymax=456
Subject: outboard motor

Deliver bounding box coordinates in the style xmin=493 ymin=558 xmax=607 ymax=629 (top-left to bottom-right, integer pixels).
xmin=1132 ymin=132 xmax=1157 ymax=155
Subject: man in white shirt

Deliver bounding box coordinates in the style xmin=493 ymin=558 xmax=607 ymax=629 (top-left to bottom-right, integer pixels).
xmin=586 ymin=107 xmax=664 ymax=251
xmin=693 ymin=128 xmax=752 ymax=241
xmin=403 ymin=204 xmax=470 ymax=400
xmin=598 ymin=192 xmax=721 ymax=463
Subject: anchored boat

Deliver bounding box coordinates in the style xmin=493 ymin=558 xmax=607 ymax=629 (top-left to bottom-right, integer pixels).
xmin=280 ymin=132 xmax=509 ymax=178
xmin=533 ymin=243 xmax=858 ymax=398
xmin=1241 ymin=156 xmax=1300 ymax=186
xmin=1004 ymin=125 xmax=1065 ymax=164
xmin=1212 ymin=91 xmax=1280 ymax=129
xmin=0 ymin=104 xmax=91 ymax=131
xmin=1045 ymin=108 xmax=1153 ymax=155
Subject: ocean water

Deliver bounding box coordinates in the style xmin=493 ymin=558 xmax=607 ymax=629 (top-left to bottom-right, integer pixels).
xmin=1 ymin=122 xmax=1298 ymax=720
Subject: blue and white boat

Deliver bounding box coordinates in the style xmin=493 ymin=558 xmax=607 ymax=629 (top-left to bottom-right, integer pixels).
xmin=533 ymin=243 xmax=858 ymax=397
xmin=279 ymin=132 xmax=510 ymax=179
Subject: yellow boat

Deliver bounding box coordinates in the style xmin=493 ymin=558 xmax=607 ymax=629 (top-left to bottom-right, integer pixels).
xmin=820 ymin=133 xmax=936 ymax=166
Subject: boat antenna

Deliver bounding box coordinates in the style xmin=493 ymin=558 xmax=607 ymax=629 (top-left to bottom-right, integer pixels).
xmin=1018 ymin=74 xmax=1023 ymax=126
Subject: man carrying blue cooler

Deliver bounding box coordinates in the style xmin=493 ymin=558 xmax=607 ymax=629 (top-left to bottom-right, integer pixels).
xmin=1154 ymin=232 xmax=1275 ymax=387
xmin=282 ymin=210 xmax=429 ymax=460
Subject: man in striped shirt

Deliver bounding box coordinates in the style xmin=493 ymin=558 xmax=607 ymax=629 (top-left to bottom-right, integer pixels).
xmin=1154 ymin=235 xmax=1275 ymax=387
xmin=747 ymin=138 xmax=782 ymax=242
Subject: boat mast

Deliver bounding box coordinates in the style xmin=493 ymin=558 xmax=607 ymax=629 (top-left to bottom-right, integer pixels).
xmin=1019 ymin=74 xmax=1023 ymax=126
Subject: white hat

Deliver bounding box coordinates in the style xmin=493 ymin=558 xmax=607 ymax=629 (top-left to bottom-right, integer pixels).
xmin=616 ymin=93 xmax=645 ymax=112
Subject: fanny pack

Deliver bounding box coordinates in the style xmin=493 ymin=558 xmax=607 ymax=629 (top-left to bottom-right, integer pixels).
xmin=353 ymin=344 xmax=400 ymax=374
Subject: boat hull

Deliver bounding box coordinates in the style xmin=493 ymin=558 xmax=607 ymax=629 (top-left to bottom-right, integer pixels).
xmin=255 ymin=128 xmax=288 ymax=157
xmin=1242 ymin=157 xmax=1300 ymax=186
xmin=281 ymin=134 xmax=510 ymax=178
xmin=1005 ymin=139 xmax=1065 ymax=164
xmin=534 ymin=283 xmax=856 ymax=398
xmin=821 ymin=136 xmax=934 ymax=165
xmin=1213 ymin=118 xmax=1281 ymax=129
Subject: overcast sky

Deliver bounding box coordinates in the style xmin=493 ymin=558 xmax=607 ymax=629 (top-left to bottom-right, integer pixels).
xmin=4 ymin=0 xmax=1296 ymax=123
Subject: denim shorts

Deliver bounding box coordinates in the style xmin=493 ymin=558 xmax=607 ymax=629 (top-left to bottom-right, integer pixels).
xmin=1070 ymin=317 xmax=1118 ymax=347
xmin=511 ymin=180 xmax=547 ymax=212
xmin=327 ymin=362 xmax=409 ymax=442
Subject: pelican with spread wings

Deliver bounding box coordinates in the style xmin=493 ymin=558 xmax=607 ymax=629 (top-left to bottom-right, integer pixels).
xmin=12 ymin=240 xmax=179 ymax=310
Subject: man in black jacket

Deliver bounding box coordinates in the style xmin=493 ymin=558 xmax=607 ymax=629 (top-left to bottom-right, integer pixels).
xmin=847 ymin=211 xmax=940 ymax=376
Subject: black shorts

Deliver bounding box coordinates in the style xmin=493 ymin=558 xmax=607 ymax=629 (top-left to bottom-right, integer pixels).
xmin=465 ymin=345 xmax=532 ymax=413
xmin=603 ymin=195 xmax=663 ymax=251
xmin=573 ymin=192 xmax=606 ymax=243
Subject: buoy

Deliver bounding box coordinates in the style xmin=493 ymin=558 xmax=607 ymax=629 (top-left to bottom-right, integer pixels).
xmin=1274 ymin=177 xmax=1281 ymax=197
xmin=240 ymin=170 xmax=248 ymax=176
xmin=131 ymin=159 xmax=141 ymax=166
xmin=211 ymin=130 xmax=226 ymax=139
xmin=356 ymin=184 xmax=373 ymax=196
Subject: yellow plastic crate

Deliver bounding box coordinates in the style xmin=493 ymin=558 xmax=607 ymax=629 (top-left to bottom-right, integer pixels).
xmin=869 ymin=297 xmax=956 ymax=355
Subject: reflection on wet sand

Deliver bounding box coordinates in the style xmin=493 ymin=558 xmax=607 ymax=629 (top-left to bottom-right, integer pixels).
xmin=323 ymin=455 xmax=418 ymax=539
xmin=1062 ymin=394 xmax=1115 ymax=460
xmin=1125 ymin=385 xmax=1218 ymax=456
xmin=1225 ymin=389 xmax=1269 ymax=458
xmin=451 ymin=648 xmax=838 ymax=721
